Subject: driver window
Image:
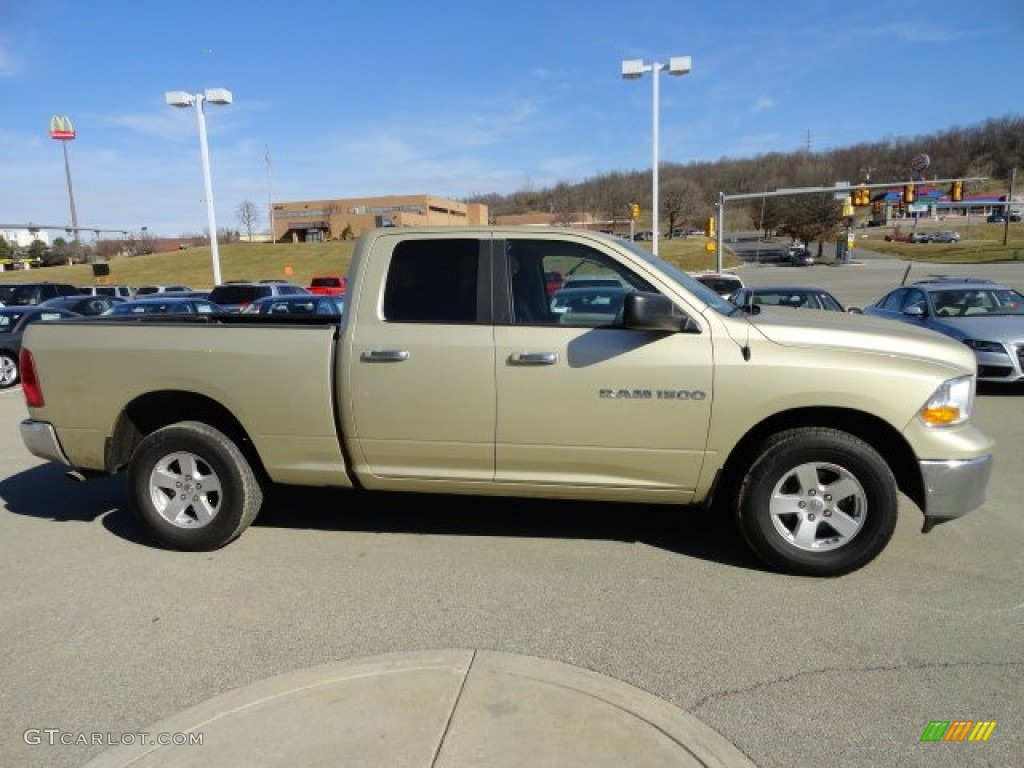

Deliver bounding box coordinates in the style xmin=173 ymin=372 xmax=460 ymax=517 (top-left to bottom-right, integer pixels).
xmin=507 ymin=240 xmax=653 ymax=327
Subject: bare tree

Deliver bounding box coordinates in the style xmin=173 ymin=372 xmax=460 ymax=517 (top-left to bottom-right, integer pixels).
xmin=661 ymin=177 xmax=705 ymax=236
xmin=236 ymin=200 xmax=261 ymax=241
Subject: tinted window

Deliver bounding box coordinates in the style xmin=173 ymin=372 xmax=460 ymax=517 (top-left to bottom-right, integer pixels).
xmin=208 ymin=285 xmax=267 ymax=304
xmin=382 ymin=239 xmax=480 ymax=323
xmin=879 ymin=289 xmax=906 ymax=311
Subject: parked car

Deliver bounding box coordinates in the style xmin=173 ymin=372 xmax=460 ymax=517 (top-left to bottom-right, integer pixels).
xmin=308 ymin=276 xmax=347 ymax=296
xmin=40 ymin=295 xmax=125 ymax=316
xmin=560 ymin=276 xmax=625 ymax=291
xmin=863 ymin=278 xmax=1024 ymax=382
xmin=0 ymin=282 xmax=82 ymax=306
xmin=207 ymin=282 xmax=308 ymax=312
xmin=908 ymin=232 xmax=933 ymax=243
xmin=731 ymin=285 xmax=847 ymax=312
xmin=0 ymin=306 xmax=80 ymax=387
xmin=135 ymin=284 xmax=194 ymax=296
xmin=243 ymin=295 xmax=344 ymax=316
xmin=632 ymin=231 xmax=653 ymax=241
xmin=102 ymin=297 xmax=223 ymax=316
xmin=986 ymin=214 xmax=1006 ymax=224
xmin=930 ymin=231 xmax=961 ymax=243
xmin=549 ymin=286 xmax=626 ymax=325
xmin=690 ymin=272 xmax=745 ymax=300
xmin=787 ymin=247 xmax=815 ymax=266
xmin=79 ymin=284 xmax=135 ymax=299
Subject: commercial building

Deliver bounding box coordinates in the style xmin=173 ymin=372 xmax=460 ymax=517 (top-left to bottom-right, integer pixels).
xmin=0 ymin=228 xmax=50 ymax=248
xmin=271 ymin=194 xmax=489 ymax=242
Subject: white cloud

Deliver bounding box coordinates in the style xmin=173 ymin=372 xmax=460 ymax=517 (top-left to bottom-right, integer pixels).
xmin=751 ymin=97 xmax=774 ymax=114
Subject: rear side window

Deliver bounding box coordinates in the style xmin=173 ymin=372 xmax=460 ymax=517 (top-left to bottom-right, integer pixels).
xmin=383 ymin=239 xmax=480 ymax=323
xmin=209 ymin=286 xmax=266 ymax=304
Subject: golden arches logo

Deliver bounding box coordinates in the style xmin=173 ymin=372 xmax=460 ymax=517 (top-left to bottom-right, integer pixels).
xmin=49 ymin=115 xmax=76 ymax=140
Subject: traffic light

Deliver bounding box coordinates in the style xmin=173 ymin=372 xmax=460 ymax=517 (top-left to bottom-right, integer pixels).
xmin=854 ymin=187 xmax=870 ymax=206
xmin=903 ymin=184 xmax=915 ymax=204
xmin=872 ymin=201 xmax=882 ymax=215
xmin=630 ymin=203 xmax=640 ymax=221
xmin=842 ymin=196 xmax=855 ymax=217
xmin=705 ymin=216 xmax=715 ymax=237
xmin=951 ymin=180 xmax=964 ymax=202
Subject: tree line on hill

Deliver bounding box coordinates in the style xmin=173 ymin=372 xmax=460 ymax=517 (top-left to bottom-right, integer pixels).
xmin=465 ymin=115 xmax=1023 ymax=237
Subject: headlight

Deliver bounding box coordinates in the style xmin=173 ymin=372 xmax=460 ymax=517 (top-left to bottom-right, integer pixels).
xmin=962 ymin=339 xmax=1005 ymax=353
xmin=918 ymin=375 xmax=975 ymax=427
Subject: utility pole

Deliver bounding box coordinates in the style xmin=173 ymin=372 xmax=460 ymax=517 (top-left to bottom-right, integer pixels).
xmin=1003 ymin=167 xmax=1016 ymax=247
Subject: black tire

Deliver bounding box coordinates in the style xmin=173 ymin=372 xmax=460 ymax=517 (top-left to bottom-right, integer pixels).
xmin=0 ymin=352 xmax=19 ymax=389
xmin=127 ymin=421 xmax=263 ymax=551
xmin=736 ymin=427 xmax=898 ymax=577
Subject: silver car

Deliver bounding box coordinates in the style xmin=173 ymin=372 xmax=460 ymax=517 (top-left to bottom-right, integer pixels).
xmin=863 ymin=278 xmax=1024 ymax=382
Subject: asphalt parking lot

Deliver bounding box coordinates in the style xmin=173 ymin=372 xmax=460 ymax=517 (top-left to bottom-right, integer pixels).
xmin=1 ymin=251 xmax=1022 ymax=767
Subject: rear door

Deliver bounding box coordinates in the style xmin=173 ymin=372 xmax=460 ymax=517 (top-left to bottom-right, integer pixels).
xmin=346 ymin=234 xmax=497 ymax=482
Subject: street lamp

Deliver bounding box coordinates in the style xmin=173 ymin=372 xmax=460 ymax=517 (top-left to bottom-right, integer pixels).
xmin=165 ymin=88 xmax=233 ymax=285
xmin=621 ymin=56 xmax=691 ymax=256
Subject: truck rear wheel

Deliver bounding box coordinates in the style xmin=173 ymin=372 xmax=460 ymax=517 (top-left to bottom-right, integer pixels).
xmin=127 ymin=421 xmax=263 ymax=551
xmin=736 ymin=427 xmax=898 ymax=577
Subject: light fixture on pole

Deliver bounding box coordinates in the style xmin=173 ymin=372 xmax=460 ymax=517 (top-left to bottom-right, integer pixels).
xmin=165 ymin=88 xmax=233 ymax=285
xmin=621 ymin=56 xmax=691 ymax=256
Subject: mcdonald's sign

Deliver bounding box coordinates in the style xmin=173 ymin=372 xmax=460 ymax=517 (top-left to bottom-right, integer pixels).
xmin=49 ymin=115 xmax=76 ymax=141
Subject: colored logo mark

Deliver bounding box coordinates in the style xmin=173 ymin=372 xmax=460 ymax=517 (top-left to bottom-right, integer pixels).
xmin=49 ymin=115 xmax=76 ymax=140
xmin=920 ymin=720 xmax=997 ymax=742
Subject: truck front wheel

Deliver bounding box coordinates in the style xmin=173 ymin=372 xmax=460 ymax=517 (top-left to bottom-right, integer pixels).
xmin=127 ymin=421 xmax=263 ymax=551
xmin=737 ymin=428 xmax=898 ymax=577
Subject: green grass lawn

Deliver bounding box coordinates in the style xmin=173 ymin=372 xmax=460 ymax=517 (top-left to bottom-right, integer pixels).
xmin=855 ymin=221 xmax=1024 ymax=263
xmin=0 ymin=233 xmax=741 ymax=289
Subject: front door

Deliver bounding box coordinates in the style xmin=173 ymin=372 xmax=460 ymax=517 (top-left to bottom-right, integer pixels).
xmin=493 ymin=236 xmax=713 ymax=497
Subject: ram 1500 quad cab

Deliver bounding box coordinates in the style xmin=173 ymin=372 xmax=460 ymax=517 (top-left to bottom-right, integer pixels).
xmin=19 ymin=227 xmax=994 ymax=576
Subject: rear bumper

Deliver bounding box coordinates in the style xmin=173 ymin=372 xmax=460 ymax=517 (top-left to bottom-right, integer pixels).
xmin=919 ymin=454 xmax=994 ymax=531
xmin=20 ymin=419 xmax=72 ymax=466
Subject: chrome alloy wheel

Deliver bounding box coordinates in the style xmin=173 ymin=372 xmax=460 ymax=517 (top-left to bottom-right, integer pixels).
xmin=0 ymin=354 xmax=18 ymax=387
xmin=769 ymin=461 xmax=867 ymax=552
xmin=148 ymin=451 xmax=223 ymax=528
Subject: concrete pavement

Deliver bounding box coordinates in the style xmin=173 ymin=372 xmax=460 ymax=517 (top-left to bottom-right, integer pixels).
xmin=82 ymin=650 xmax=756 ymax=768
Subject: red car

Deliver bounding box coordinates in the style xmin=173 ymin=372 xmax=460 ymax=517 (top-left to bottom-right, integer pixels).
xmin=309 ymin=276 xmax=347 ymax=296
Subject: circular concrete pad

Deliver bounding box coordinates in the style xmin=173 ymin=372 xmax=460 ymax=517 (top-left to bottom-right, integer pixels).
xmin=84 ymin=649 xmax=755 ymax=768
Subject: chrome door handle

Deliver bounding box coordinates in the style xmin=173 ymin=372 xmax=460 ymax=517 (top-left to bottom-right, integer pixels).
xmin=360 ymin=350 xmax=410 ymax=362
xmin=508 ymin=352 xmax=559 ymax=366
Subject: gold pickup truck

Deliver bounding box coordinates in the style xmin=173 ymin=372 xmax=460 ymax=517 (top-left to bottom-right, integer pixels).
xmin=19 ymin=227 xmax=994 ymax=576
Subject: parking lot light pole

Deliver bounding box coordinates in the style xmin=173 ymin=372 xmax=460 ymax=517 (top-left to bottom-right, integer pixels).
xmin=165 ymin=88 xmax=233 ymax=286
xmin=621 ymin=56 xmax=691 ymax=256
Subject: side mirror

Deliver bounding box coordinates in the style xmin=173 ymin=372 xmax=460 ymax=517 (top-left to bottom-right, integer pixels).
xmin=622 ymin=291 xmax=698 ymax=333
xmin=904 ymin=305 xmax=926 ymax=318
xmin=847 ymin=307 xmax=863 ymax=314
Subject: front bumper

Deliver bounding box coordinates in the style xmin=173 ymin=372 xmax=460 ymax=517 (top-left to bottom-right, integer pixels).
xmin=919 ymin=454 xmax=994 ymax=531
xmin=20 ymin=419 xmax=72 ymax=466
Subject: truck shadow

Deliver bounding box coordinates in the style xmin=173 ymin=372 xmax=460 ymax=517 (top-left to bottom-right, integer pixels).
xmin=0 ymin=463 xmax=147 ymax=541
xmin=256 ymin=485 xmax=763 ymax=572
xmin=0 ymin=465 xmax=763 ymax=572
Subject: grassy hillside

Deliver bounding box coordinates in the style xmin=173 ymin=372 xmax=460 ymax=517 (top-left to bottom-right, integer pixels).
xmin=0 ymin=236 xmax=739 ymax=289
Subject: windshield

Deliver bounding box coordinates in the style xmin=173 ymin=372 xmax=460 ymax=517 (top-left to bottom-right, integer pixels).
xmin=618 ymin=239 xmax=736 ymax=314
xmin=930 ymin=288 xmax=1024 ymax=316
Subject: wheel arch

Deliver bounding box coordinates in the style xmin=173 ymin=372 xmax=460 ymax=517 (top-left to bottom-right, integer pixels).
xmin=713 ymin=406 xmax=924 ymax=514
xmin=108 ymin=390 xmax=268 ymax=482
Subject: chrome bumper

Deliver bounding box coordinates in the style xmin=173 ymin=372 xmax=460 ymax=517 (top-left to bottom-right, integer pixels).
xmin=919 ymin=454 xmax=994 ymax=531
xmin=20 ymin=419 xmax=72 ymax=466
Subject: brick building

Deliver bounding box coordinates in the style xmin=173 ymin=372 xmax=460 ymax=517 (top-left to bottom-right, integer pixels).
xmin=271 ymin=194 xmax=489 ymax=242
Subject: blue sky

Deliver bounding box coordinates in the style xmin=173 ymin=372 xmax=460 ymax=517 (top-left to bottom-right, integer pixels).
xmin=2 ymin=0 xmax=1021 ymax=238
